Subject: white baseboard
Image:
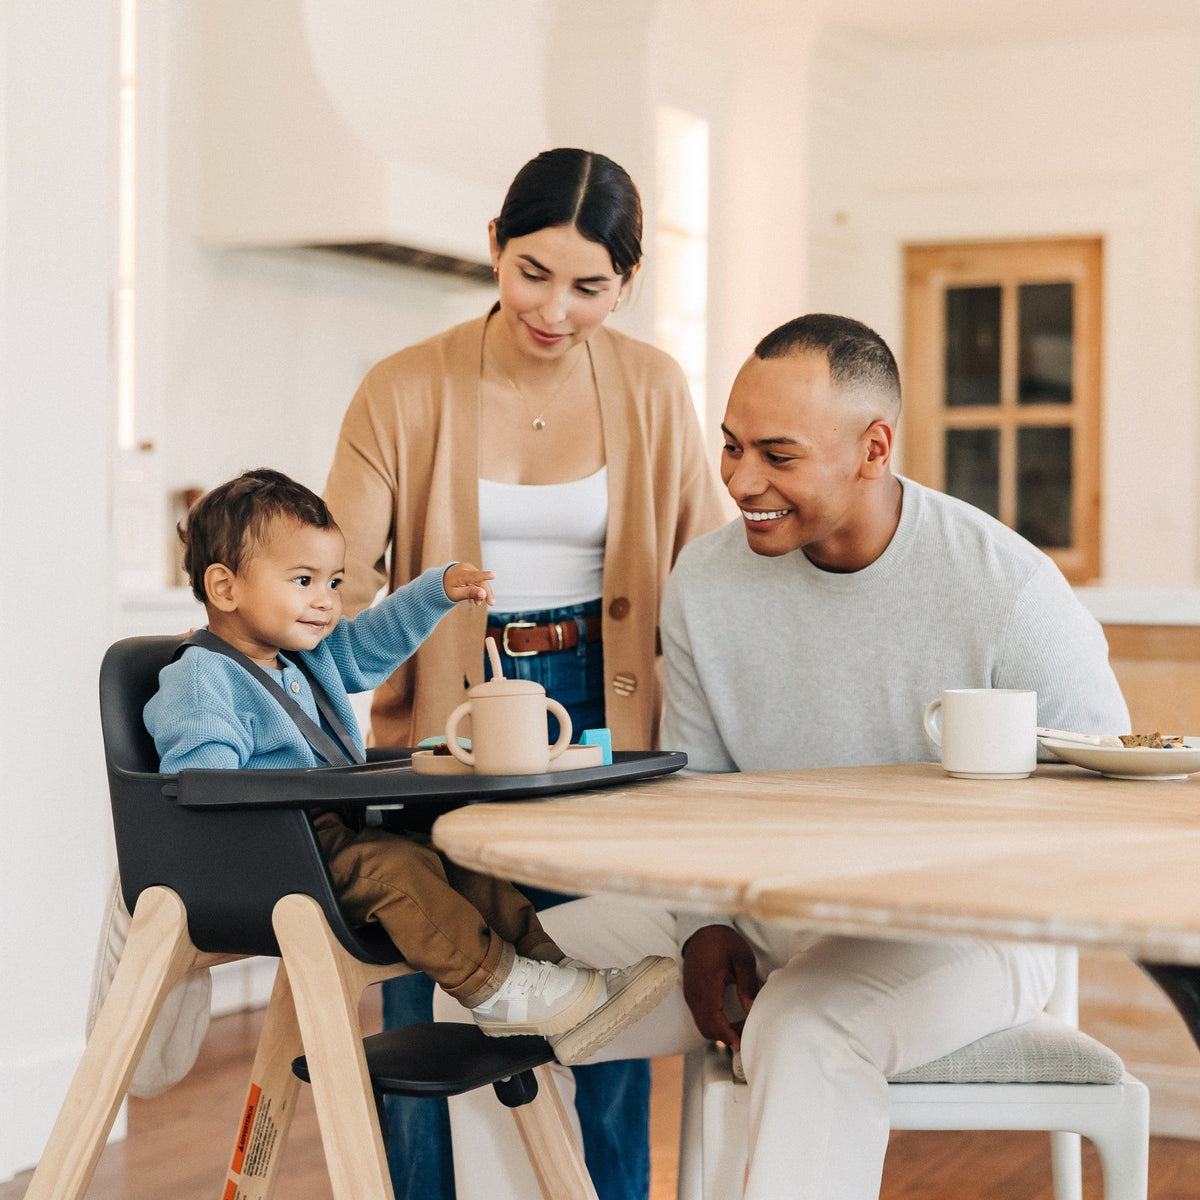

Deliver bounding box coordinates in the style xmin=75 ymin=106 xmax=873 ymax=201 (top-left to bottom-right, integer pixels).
xmin=0 ymin=1045 xmax=128 ymax=1182
xmin=210 ymin=957 xmax=277 ymax=1015
xmin=1 ymin=961 xmax=275 ymax=1182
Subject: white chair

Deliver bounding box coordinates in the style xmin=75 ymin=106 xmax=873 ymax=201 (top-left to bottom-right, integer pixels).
xmin=677 ymin=945 xmax=1149 ymax=1200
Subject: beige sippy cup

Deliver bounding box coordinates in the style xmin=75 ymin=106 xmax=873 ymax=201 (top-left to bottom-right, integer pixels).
xmin=444 ymin=638 xmax=572 ymax=775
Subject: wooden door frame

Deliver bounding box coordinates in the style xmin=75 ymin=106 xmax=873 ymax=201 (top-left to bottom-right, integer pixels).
xmin=903 ymin=237 xmax=1103 ymax=583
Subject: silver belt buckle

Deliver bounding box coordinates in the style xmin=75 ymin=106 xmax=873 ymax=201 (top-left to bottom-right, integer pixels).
xmin=501 ymin=620 xmax=538 ymax=657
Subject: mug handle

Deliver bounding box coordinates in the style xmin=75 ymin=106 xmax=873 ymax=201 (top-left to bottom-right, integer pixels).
xmin=445 ymin=702 xmax=475 ymax=766
xmin=922 ymin=698 xmax=943 ymax=748
xmin=546 ymin=699 xmax=572 ymax=761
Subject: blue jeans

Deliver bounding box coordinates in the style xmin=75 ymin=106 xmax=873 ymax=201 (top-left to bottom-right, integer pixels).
xmin=381 ymin=600 xmax=652 ymax=1200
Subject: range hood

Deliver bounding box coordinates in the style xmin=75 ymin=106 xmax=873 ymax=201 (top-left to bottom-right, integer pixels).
xmin=196 ymin=0 xmax=552 ymax=279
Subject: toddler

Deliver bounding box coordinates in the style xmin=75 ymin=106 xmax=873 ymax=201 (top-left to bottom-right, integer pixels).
xmin=143 ymin=468 xmax=676 ymax=1065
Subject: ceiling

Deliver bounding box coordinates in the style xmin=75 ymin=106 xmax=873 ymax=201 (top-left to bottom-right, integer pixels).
xmin=730 ymin=0 xmax=1200 ymax=44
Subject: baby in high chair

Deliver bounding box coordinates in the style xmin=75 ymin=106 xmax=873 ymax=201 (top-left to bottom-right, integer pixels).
xmin=143 ymin=467 xmax=676 ymax=1065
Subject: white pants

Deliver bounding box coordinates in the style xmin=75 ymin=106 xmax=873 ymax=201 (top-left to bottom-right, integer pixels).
xmin=433 ymin=894 xmax=1055 ymax=1200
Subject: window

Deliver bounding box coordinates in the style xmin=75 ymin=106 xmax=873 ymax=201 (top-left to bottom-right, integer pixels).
xmin=116 ymin=0 xmax=137 ymax=453
xmin=654 ymin=106 xmax=709 ymax=427
xmin=903 ymin=238 xmax=1102 ymax=583
xmin=113 ymin=0 xmax=167 ymax=591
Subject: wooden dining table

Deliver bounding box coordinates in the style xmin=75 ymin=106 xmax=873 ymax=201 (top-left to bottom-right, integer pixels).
xmin=431 ymin=761 xmax=1200 ymax=1044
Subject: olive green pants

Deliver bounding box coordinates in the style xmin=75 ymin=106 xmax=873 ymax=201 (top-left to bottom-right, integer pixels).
xmin=313 ymin=813 xmax=559 ymax=1006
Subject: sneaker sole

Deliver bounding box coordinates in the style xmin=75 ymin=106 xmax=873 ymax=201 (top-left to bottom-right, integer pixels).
xmin=474 ymin=970 xmax=606 ymax=1039
xmin=550 ymin=958 xmax=680 ymax=1066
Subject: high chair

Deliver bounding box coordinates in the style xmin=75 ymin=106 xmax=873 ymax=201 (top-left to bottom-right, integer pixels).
xmin=676 ymin=944 xmax=1149 ymax=1200
xmin=24 ymin=635 xmax=597 ymax=1200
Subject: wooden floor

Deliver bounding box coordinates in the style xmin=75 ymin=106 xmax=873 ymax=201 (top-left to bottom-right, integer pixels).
xmin=8 ymin=998 xmax=1200 ymax=1200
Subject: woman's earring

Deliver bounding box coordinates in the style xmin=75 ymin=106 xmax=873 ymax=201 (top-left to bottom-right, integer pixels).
xmin=492 ymin=266 xmax=499 ymax=282
xmin=612 ymin=294 xmax=622 ymax=312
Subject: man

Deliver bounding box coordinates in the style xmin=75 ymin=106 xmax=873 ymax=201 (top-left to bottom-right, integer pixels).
xmin=438 ymin=313 xmax=1129 ymax=1200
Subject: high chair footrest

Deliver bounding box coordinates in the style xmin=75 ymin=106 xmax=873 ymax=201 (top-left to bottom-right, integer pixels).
xmin=291 ymin=1022 xmax=555 ymax=1098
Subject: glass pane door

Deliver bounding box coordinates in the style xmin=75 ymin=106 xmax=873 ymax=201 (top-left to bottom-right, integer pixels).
xmin=1018 ymin=282 xmax=1073 ymax=405
xmin=945 ymin=286 xmax=1001 ymax=407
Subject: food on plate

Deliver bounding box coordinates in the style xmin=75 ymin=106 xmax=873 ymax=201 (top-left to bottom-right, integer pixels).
xmin=1118 ymin=732 xmax=1184 ymax=749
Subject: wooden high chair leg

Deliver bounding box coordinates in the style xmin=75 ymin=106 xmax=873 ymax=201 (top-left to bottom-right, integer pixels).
xmin=509 ymin=1063 xmax=600 ymax=1200
xmin=272 ymin=893 xmax=402 ymax=1200
xmin=218 ymin=962 xmax=305 ymax=1200
xmin=273 ymin=893 xmax=598 ymax=1200
xmin=25 ymin=886 xmax=234 ymax=1200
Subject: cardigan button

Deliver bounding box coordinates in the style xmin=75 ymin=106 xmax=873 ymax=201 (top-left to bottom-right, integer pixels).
xmin=612 ymin=671 xmax=638 ymax=696
xmin=290 ymin=681 xmax=302 ymax=694
xmin=608 ymin=597 xmax=631 ymax=620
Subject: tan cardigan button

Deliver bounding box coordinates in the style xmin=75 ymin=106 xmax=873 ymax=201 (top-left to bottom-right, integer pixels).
xmin=609 ymin=597 xmax=631 ymax=619
xmin=612 ymin=672 xmax=638 ymax=696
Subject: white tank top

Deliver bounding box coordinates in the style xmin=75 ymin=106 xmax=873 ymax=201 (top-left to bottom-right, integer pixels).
xmin=478 ymin=467 xmax=608 ymax=611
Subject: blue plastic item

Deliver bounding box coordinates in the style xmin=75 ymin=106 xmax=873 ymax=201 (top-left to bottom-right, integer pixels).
xmin=577 ymin=728 xmax=613 ymax=766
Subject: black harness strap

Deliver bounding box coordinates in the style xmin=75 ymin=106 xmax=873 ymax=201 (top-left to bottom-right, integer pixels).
xmin=177 ymin=629 xmax=365 ymax=767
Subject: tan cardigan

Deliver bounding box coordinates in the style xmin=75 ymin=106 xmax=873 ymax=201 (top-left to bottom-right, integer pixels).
xmin=324 ymin=312 xmax=727 ymax=751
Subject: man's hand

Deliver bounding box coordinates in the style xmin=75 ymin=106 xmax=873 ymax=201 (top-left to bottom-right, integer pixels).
xmin=443 ymin=562 xmax=495 ymax=607
xmin=682 ymin=925 xmax=761 ymax=1050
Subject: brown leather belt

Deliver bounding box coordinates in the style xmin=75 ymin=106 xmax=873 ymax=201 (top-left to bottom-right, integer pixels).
xmin=488 ymin=616 xmax=603 ymax=657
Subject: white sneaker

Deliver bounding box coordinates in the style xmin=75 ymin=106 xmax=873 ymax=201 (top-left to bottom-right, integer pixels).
xmin=731 ymin=1049 xmax=747 ymax=1083
xmin=548 ymin=955 xmax=679 ymax=1066
xmin=471 ymin=957 xmax=604 ymax=1039
xmin=471 ymin=954 xmax=680 ymax=1066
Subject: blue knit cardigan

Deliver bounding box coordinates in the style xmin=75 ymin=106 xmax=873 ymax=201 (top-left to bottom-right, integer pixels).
xmin=144 ymin=566 xmax=455 ymax=773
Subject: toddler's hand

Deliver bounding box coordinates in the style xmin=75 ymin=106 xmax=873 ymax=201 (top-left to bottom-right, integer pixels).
xmin=443 ymin=562 xmax=495 ymax=607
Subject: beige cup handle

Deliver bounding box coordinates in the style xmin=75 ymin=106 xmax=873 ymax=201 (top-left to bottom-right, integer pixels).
xmin=445 ymin=702 xmax=475 ymax=766
xmin=923 ymin=698 xmax=943 ymax=747
xmin=546 ymin=699 xmax=572 ymax=760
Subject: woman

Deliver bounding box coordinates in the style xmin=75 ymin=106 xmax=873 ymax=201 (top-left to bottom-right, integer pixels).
xmin=324 ymin=147 xmax=725 ymax=1200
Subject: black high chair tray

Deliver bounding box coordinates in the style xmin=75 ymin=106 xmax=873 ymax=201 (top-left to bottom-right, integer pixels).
xmin=166 ymin=750 xmax=687 ymax=816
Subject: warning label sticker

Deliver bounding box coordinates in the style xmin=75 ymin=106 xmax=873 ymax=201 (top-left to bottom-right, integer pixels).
xmin=239 ymin=1093 xmax=280 ymax=1179
xmin=224 ymin=1079 xmax=281 ymax=1193
xmin=230 ymin=1083 xmax=262 ymax=1175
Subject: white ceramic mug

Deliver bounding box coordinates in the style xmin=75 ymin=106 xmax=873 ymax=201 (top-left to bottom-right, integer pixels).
xmin=922 ymin=688 xmax=1037 ymax=779
xmin=445 ymin=677 xmax=572 ymax=775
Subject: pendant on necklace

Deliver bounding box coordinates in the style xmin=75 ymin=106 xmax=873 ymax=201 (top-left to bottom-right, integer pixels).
xmin=531 ymin=417 xmax=547 ymax=431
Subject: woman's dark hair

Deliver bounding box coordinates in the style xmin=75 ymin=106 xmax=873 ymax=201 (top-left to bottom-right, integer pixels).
xmin=179 ymin=468 xmax=338 ymax=603
xmin=494 ymin=148 xmax=643 ymax=280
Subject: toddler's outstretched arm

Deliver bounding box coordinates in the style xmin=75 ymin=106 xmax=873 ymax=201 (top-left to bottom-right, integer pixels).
xmin=443 ymin=562 xmax=495 ymax=608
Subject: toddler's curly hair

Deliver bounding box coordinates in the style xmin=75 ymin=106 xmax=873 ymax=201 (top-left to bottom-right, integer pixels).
xmin=179 ymin=468 xmax=338 ymax=603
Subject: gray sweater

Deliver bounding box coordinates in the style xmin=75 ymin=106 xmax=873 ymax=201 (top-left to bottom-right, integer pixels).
xmin=663 ymin=477 xmax=1128 ymax=776
xmin=663 ymin=478 xmax=1129 ymax=942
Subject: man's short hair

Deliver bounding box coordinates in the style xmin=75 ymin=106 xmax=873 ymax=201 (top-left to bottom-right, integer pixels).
xmin=179 ymin=468 xmax=338 ymax=603
xmin=755 ymin=313 xmax=901 ymax=413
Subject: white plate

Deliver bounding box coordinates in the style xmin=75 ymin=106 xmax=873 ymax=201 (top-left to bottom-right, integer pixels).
xmin=1038 ymin=735 xmax=1200 ymax=780
xmin=410 ymin=749 xmax=474 ymax=776
xmin=411 ymin=744 xmax=603 ymax=777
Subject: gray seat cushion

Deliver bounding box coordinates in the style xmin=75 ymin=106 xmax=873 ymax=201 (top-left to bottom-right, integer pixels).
xmin=888 ymin=1015 xmax=1124 ymax=1085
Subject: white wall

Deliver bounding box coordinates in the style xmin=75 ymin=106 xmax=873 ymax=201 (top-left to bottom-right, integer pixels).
xmin=0 ymin=0 xmax=118 ymax=1178
xmin=155 ymin=2 xmax=497 ymax=549
xmin=805 ymin=29 xmax=1200 ymax=586
xmin=648 ymin=7 xmax=819 ymax=437
xmin=156 ymin=249 xmax=493 ymax=515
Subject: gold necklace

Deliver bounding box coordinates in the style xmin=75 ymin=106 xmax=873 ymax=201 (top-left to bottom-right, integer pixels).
xmin=489 ymin=346 xmax=587 ymax=431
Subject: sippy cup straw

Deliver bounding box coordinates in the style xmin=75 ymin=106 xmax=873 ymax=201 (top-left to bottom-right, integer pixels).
xmin=485 ymin=635 xmax=505 ymax=680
